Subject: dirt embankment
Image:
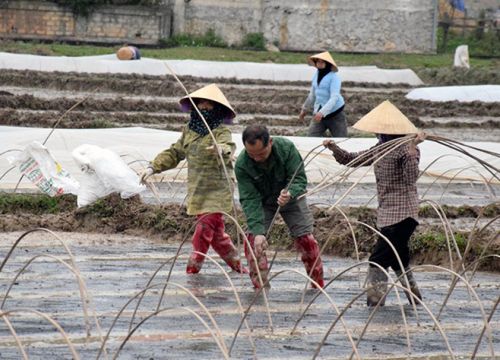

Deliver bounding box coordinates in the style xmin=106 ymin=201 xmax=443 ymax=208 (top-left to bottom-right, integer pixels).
xmin=416 ymin=67 xmax=500 ymax=86
xmin=0 ymin=193 xmax=498 ymax=272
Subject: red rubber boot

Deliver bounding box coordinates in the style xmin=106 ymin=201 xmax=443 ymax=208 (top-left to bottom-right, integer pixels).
xmin=186 ymin=214 xmax=214 ymax=274
xmin=211 ymin=214 xmax=248 ymax=274
xmin=295 ymin=234 xmax=325 ymax=288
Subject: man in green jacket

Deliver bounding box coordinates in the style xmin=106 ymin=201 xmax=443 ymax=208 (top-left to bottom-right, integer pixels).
xmin=235 ymin=125 xmax=325 ymax=289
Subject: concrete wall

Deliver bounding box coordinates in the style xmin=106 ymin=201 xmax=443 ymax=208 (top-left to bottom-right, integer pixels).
xmin=262 ymin=0 xmax=437 ymax=53
xmin=181 ymin=0 xmax=261 ymax=45
xmin=178 ymin=0 xmax=438 ymax=53
xmin=0 ymin=0 xmax=171 ymax=44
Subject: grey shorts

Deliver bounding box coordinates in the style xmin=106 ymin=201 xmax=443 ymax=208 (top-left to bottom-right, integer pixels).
xmin=263 ymin=197 xmax=314 ymax=238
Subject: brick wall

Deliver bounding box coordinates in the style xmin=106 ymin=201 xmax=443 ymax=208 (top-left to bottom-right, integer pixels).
xmin=0 ymin=1 xmax=171 ymax=44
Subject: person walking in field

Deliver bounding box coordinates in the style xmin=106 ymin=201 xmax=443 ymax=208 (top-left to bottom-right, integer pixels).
xmin=235 ymin=125 xmax=325 ymax=289
xmin=140 ymin=84 xmax=246 ymax=275
xmin=322 ymin=100 xmax=425 ymax=306
xmin=299 ymin=51 xmax=348 ymax=138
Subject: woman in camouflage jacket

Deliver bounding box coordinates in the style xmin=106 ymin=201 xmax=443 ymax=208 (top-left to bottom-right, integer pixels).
xmin=141 ymin=84 xmax=246 ymax=275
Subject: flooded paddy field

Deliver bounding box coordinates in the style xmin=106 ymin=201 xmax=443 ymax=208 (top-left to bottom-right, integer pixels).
xmin=0 ymin=231 xmax=498 ymax=359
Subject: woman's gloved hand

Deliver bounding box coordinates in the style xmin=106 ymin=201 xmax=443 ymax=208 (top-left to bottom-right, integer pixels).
xmin=140 ymin=167 xmax=154 ymax=184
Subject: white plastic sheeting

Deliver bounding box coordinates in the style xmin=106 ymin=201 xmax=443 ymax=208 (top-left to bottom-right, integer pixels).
xmin=0 ymin=126 xmax=497 ymax=191
xmin=0 ymin=52 xmax=424 ymax=85
xmin=72 ymin=144 xmax=145 ymax=207
xmin=406 ymin=85 xmax=500 ymax=103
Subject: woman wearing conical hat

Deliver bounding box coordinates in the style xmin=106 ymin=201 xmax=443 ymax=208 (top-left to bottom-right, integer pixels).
xmin=140 ymin=84 xmax=247 ymax=275
xmin=299 ymin=51 xmax=348 ymax=138
xmin=323 ymin=100 xmax=426 ymax=307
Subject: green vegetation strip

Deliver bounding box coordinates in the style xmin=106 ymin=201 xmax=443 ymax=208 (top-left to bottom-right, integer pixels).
xmin=2 ymin=40 xmax=497 ymax=70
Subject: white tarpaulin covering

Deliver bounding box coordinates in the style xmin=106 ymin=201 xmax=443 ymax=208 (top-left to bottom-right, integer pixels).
xmin=406 ymin=85 xmax=500 ymax=103
xmin=1 ymin=126 xmax=497 ymax=191
xmin=0 ymin=52 xmax=424 ymax=85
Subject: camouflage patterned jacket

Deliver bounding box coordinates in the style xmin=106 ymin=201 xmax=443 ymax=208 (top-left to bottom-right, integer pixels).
xmin=150 ymin=125 xmax=236 ymax=215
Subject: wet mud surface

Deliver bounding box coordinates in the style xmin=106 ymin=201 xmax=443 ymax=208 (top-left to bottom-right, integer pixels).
xmin=0 ymin=70 xmax=499 ymax=141
xmin=0 ymin=231 xmax=498 ymax=359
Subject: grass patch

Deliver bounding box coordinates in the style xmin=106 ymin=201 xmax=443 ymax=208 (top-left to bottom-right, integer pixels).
xmin=159 ymin=29 xmax=226 ymax=48
xmin=241 ymin=33 xmax=266 ymax=50
xmin=418 ymin=204 xmax=499 ymax=218
xmin=0 ymin=193 xmax=76 ymax=214
xmin=411 ymin=230 xmax=468 ymax=253
xmin=84 ymin=198 xmax=116 ymax=218
xmin=142 ymin=208 xmax=181 ymax=232
xmin=89 ymin=119 xmax=115 ymax=128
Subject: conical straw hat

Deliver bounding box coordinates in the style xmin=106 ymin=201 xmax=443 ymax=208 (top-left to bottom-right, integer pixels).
xmin=352 ymin=100 xmax=418 ymax=135
xmin=179 ymin=84 xmax=236 ymax=119
xmin=308 ymin=51 xmax=338 ymax=72
xmin=116 ymin=47 xmax=133 ymax=60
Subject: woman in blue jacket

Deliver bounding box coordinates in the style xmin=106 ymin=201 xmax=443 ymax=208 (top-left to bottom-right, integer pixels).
xmin=299 ymin=51 xmax=348 ymax=137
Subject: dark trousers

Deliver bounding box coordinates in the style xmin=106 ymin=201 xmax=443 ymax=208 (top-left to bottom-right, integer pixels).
xmin=369 ymin=217 xmax=418 ymax=272
xmin=263 ymin=197 xmax=314 ymax=238
xmin=308 ymin=109 xmax=348 ymax=137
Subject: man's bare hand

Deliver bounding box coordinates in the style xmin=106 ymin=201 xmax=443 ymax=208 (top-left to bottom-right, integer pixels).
xmin=254 ymin=235 xmax=268 ymax=257
xmin=277 ymin=189 xmax=291 ymax=207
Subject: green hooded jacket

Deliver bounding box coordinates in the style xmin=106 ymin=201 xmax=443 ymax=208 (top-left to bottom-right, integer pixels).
xmin=235 ymin=137 xmax=307 ymax=235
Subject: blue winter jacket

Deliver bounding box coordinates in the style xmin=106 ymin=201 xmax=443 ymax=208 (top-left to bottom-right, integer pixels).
xmin=302 ymin=71 xmax=344 ymax=116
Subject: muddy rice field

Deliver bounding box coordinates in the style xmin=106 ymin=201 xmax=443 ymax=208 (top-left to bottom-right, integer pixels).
xmin=0 ymin=69 xmax=499 ymax=141
xmin=0 ymin=69 xmax=498 ymax=359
